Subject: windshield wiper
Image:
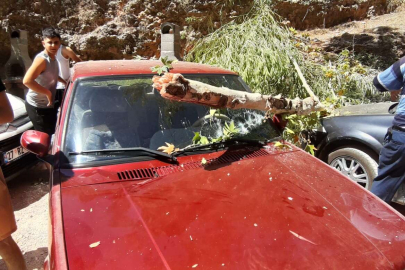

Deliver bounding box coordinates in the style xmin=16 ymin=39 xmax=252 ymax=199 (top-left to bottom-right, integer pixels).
xmin=68 ymin=147 xmax=178 ymax=163
xmin=172 ymin=138 xmax=268 ymax=157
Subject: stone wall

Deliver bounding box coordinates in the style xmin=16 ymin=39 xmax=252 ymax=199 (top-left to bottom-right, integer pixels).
xmin=273 ymin=0 xmax=388 ymax=29
xmin=0 ymin=0 xmax=389 ymax=73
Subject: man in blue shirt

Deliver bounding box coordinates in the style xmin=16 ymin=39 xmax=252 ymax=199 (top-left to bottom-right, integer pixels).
xmin=371 ymin=56 xmax=405 ymax=203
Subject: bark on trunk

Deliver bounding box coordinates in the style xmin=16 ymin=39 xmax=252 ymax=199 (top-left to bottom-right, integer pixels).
xmin=152 ymin=73 xmax=325 ymax=115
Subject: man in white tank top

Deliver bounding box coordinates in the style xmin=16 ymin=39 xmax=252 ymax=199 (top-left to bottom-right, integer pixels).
xmin=55 ymin=44 xmax=81 ymax=109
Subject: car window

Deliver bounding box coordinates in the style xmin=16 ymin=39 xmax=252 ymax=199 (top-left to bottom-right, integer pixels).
xmin=63 ymin=74 xmax=279 ymax=164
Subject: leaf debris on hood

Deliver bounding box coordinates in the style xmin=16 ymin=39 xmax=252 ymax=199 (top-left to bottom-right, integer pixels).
xmin=89 ymin=241 xmax=101 ymax=248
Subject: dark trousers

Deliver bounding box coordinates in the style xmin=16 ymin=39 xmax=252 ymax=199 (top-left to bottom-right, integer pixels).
xmin=371 ymin=128 xmax=405 ymax=203
xmin=25 ymin=102 xmax=58 ymax=136
xmin=54 ymin=88 xmax=65 ymax=111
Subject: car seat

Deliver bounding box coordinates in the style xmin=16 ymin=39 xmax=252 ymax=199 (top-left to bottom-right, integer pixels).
xmin=81 ymin=88 xmax=141 ymax=150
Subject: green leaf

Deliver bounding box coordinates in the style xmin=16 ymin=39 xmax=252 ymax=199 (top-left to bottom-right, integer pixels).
xmin=274 ymin=141 xmax=292 ymax=150
xmin=285 ymin=127 xmax=295 ymax=134
xmin=201 ymin=158 xmax=207 ymax=165
xmin=211 ymin=136 xmax=223 ymax=143
xmin=161 ymin=56 xmax=169 ymax=66
xmin=150 ymin=57 xmax=175 ymax=75
xmin=229 ymin=121 xmax=235 ymax=131
xmin=306 ymin=144 xmax=317 ymax=156
xmin=200 ymin=136 xmax=209 ymax=145
xmin=274 ymin=141 xmax=283 ymax=148
xmin=192 ymin=132 xmax=201 ymax=144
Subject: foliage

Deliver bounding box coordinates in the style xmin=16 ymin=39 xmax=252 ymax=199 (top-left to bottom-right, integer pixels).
xmin=273 ymin=141 xmax=292 ymax=150
xmin=192 ymin=120 xmax=240 ymax=145
xmin=282 ymin=113 xmax=320 ymax=155
xmin=151 ymin=56 xmax=178 ymax=75
xmin=185 ymin=0 xmax=386 ymax=154
xmin=186 ymin=4 xmax=304 ymax=97
xmin=157 ymin=143 xmax=180 ymax=155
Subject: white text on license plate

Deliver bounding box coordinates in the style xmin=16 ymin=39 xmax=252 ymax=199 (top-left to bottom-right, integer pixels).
xmin=4 ymin=146 xmax=27 ymax=164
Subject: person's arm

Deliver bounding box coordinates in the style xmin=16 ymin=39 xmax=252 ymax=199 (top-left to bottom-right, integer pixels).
xmin=373 ymin=56 xmax=405 ymax=102
xmin=63 ymin=46 xmax=82 ymax=63
xmin=23 ymin=57 xmax=53 ymax=106
xmin=58 ymin=76 xmax=67 ymax=85
xmin=0 ymin=91 xmax=13 ymax=124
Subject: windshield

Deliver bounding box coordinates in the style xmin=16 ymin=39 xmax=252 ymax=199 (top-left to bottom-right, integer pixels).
xmin=63 ymin=74 xmax=279 ymax=164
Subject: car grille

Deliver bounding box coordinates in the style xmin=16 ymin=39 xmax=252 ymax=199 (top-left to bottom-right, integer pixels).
xmin=117 ymin=148 xmax=271 ymax=181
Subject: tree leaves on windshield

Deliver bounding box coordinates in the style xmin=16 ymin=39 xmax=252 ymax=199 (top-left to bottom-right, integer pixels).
xmin=157 ymin=142 xmax=180 ymax=155
xmin=192 ymin=132 xmax=210 ymax=145
xmin=192 ymin=120 xmax=240 ymax=146
xmin=223 ymin=121 xmax=239 ymax=140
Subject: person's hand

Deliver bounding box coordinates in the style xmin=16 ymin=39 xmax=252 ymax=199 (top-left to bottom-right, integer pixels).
xmin=46 ymin=91 xmax=53 ymax=107
xmin=390 ymin=90 xmax=401 ymax=102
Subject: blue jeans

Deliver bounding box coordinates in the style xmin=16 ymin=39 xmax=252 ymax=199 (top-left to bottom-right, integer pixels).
xmin=371 ymin=129 xmax=405 ymax=203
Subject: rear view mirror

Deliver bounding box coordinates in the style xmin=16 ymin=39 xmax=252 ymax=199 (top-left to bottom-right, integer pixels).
xmin=388 ymin=102 xmax=398 ymax=115
xmin=20 ymin=130 xmax=50 ymax=157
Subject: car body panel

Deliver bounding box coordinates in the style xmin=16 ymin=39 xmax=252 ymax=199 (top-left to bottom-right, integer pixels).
xmin=60 ymin=148 xmax=405 ymax=270
xmin=71 ymin=60 xmax=237 ymax=81
xmin=0 ymin=120 xmax=33 ymax=141
xmin=5 ymin=93 xmax=26 ymax=120
xmin=35 ymin=61 xmax=405 ymax=270
xmin=0 ymin=93 xmax=35 ymax=180
xmin=317 ymin=114 xmax=394 ymax=160
xmin=47 ymin=182 xmax=69 ymax=270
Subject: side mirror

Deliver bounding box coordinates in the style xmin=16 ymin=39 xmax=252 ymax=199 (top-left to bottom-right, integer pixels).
xmin=20 ymin=130 xmax=50 ymax=157
xmin=388 ymin=102 xmax=398 ymax=115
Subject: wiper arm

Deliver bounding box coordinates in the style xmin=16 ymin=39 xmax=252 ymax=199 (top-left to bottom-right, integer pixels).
xmin=173 ymin=138 xmax=266 ymax=157
xmin=68 ymin=147 xmax=178 ymax=163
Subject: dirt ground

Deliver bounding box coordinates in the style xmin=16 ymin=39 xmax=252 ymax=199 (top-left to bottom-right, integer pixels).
xmin=302 ymin=10 xmax=405 ymax=69
xmin=0 ymin=162 xmax=49 ymax=270
xmin=303 ymin=10 xmax=405 ymax=43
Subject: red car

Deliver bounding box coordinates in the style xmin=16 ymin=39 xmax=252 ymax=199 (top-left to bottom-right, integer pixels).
xmin=22 ymin=60 xmax=405 ymax=269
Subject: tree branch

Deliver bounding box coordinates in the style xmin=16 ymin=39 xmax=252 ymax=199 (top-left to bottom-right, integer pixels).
xmin=152 ymin=73 xmax=325 ymax=115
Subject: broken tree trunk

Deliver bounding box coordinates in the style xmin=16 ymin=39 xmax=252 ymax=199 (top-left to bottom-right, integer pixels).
xmin=152 ymin=73 xmax=325 ymax=115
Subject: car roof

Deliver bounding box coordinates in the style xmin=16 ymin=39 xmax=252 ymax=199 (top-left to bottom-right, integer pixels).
xmin=71 ymin=60 xmax=237 ymax=81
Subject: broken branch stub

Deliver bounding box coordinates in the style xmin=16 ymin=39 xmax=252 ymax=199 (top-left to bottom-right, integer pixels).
xmin=152 ymin=73 xmax=325 ymax=115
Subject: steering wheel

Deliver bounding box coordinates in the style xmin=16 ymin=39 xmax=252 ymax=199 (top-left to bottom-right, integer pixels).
xmin=191 ymin=114 xmax=231 ymax=127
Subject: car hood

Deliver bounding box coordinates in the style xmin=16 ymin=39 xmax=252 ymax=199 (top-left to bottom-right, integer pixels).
xmin=61 ymin=149 xmax=405 ymax=269
xmin=6 ymin=93 xmax=27 ymax=120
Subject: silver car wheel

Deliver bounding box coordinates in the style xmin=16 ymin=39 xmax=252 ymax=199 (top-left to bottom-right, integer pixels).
xmin=327 ymin=147 xmax=378 ymax=191
xmin=330 ymin=156 xmax=368 ymax=187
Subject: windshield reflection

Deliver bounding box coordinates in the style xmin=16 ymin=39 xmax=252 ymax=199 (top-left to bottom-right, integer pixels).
xmin=63 ymin=75 xmax=279 ymax=164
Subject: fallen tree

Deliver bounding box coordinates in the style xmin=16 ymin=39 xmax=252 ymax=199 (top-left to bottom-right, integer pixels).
xmin=152 ymin=70 xmax=325 ymax=116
